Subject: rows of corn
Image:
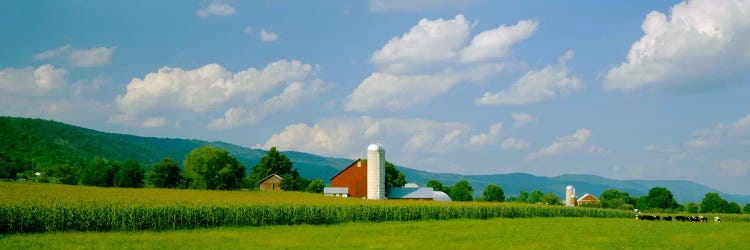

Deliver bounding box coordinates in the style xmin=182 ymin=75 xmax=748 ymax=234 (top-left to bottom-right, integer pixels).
xmin=2 ymin=182 xmax=746 ymax=234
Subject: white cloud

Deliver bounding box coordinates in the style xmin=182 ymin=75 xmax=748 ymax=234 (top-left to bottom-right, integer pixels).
xmin=208 ymin=80 xmax=327 ymax=129
xmin=35 ymin=45 xmax=115 ymax=67
xmin=259 ymin=29 xmax=278 ymax=42
xmin=501 ymin=137 xmax=530 ymax=150
xmin=686 ymin=113 xmax=750 ymax=149
xmin=468 ymin=123 xmax=503 ymax=146
xmin=197 ymin=1 xmax=236 ymax=18
xmin=604 ymin=0 xmax=750 ymax=91
xmin=478 ymin=50 xmax=582 ymax=105
xmin=0 ymin=64 xmax=67 ymax=96
xmin=262 ymin=116 xmax=471 ymax=156
xmin=460 ymin=19 xmax=538 ymax=63
xmin=511 ymin=112 xmax=536 ymax=128
xmin=348 ymin=15 xmax=533 ymax=112
xmin=369 ymin=0 xmax=471 ymax=12
xmin=528 ymin=128 xmax=602 ymax=159
xmin=370 ymin=15 xmax=470 ymax=74
xmin=112 ymin=60 xmax=324 ymax=128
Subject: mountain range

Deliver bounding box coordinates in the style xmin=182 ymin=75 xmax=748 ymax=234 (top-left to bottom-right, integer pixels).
xmin=1 ymin=116 xmax=747 ymax=203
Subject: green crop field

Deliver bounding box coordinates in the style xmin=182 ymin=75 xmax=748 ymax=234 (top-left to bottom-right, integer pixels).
xmin=2 ymin=218 xmax=748 ymax=249
xmin=2 ymin=181 xmax=749 ymax=249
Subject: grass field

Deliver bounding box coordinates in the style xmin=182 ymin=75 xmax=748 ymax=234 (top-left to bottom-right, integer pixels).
xmin=2 ymin=217 xmax=748 ymax=249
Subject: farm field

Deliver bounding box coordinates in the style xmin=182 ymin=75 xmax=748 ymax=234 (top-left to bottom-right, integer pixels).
xmin=2 ymin=217 xmax=748 ymax=249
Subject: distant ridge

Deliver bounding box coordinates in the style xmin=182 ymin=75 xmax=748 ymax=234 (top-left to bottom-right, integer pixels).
xmin=1 ymin=116 xmax=747 ymax=203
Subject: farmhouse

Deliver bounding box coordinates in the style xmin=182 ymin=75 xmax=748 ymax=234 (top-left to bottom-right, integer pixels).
xmin=324 ymin=144 xmax=450 ymax=202
xmin=258 ymin=174 xmax=283 ymax=191
xmin=577 ymin=193 xmax=599 ymax=205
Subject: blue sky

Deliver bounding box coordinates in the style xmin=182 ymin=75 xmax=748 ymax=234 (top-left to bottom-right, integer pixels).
xmin=2 ymin=0 xmax=750 ymax=194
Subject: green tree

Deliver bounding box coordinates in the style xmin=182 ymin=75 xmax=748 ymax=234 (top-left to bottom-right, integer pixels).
xmin=599 ymin=188 xmax=633 ymax=209
xmin=305 ymin=178 xmax=326 ymax=193
xmin=385 ymin=161 xmax=406 ymax=189
xmin=78 ymin=159 xmax=118 ymax=187
xmin=518 ymin=190 xmax=529 ymax=203
xmin=44 ymin=163 xmax=78 ymax=185
xmin=146 ymin=158 xmax=182 ymax=188
xmin=447 ymin=180 xmax=474 ymax=201
xmin=280 ymin=169 xmax=309 ymax=191
xmin=646 ymin=187 xmax=678 ymax=210
xmin=113 ymin=160 xmax=144 ymax=188
xmin=636 ymin=196 xmax=650 ymax=211
xmin=686 ymin=202 xmax=700 ymax=213
xmin=482 ymin=184 xmax=505 ymax=202
xmin=183 ymin=146 xmax=245 ymax=190
xmin=700 ymin=192 xmax=728 ymax=213
xmin=426 ymin=180 xmax=444 ymax=191
xmin=542 ymin=192 xmax=562 ymax=205
xmin=743 ymin=203 xmax=750 ymax=214
xmin=247 ymin=147 xmax=293 ymax=189
xmin=726 ymin=201 xmax=742 ymax=214
xmin=528 ymin=190 xmax=544 ymax=204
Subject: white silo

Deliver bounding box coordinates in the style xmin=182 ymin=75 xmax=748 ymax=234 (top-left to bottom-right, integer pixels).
xmin=367 ymin=143 xmax=385 ymax=200
xmin=566 ymin=185 xmax=576 ymax=206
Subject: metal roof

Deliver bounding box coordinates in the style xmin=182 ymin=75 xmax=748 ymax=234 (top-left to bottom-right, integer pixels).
xmin=323 ymin=187 xmax=349 ymax=194
xmin=387 ymin=187 xmax=434 ymax=199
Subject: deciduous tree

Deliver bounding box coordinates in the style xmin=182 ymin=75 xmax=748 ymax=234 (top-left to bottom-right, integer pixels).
xmin=114 ymin=160 xmax=144 ymax=188
xmin=147 ymin=158 xmax=182 ymax=188
xmin=183 ymin=146 xmax=245 ymax=190
xmin=482 ymin=184 xmax=505 ymax=202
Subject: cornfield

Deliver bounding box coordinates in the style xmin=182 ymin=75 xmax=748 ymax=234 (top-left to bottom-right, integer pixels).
xmin=3 ymin=182 xmax=743 ymax=234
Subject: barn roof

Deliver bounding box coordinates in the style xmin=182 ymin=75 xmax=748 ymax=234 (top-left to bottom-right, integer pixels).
xmin=577 ymin=193 xmax=598 ymax=202
xmin=387 ymin=187 xmax=434 ymax=199
xmin=329 ymin=159 xmax=366 ymax=181
xmin=258 ymin=174 xmax=283 ymax=184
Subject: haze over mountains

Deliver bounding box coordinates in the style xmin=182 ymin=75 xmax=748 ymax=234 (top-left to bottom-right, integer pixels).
xmin=1 ymin=116 xmax=747 ymax=203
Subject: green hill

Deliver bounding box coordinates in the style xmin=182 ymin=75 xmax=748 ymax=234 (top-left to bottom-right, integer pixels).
xmin=1 ymin=116 xmax=747 ymax=203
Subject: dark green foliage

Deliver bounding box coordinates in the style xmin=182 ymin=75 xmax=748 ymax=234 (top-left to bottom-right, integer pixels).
xmin=686 ymin=202 xmax=700 ymax=213
xmin=446 ymin=180 xmax=474 ymax=201
xmin=78 ymin=159 xmax=119 ymax=187
xmin=743 ymin=203 xmax=750 ymax=214
xmin=517 ymin=190 xmax=529 ymax=203
xmin=183 ymin=146 xmax=245 ymax=190
xmin=482 ymin=184 xmax=505 ymax=202
xmin=636 ymin=196 xmax=650 ymax=211
xmin=599 ymin=188 xmax=635 ymax=209
xmin=385 ymin=161 xmax=406 ymax=189
xmin=247 ymin=147 xmax=293 ymax=188
xmin=426 ymin=180 xmax=443 ymax=191
xmin=305 ymin=179 xmax=325 ymax=193
xmin=646 ymin=187 xmax=678 ymax=210
xmin=146 ymin=158 xmax=182 ymax=188
xmin=541 ymin=192 xmax=562 ymax=205
xmin=528 ymin=190 xmax=544 ymax=204
xmin=700 ymin=193 xmax=741 ymax=214
xmin=41 ymin=163 xmax=78 ymax=184
xmin=114 ymin=160 xmax=144 ymax=188
xmin=280 ymin=169 xmax=309 ymax=191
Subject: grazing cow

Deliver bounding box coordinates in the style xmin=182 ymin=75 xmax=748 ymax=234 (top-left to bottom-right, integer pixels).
xmin=662 ymin=216 xmax=672 ymax=221
xmin=637 ymin=214 xmax=658 ymax=221
xmin=700 ymin=216 xmax=708 ymax=223
xmin=715 ymin=217 xmax=721 ymax=224
xmin=675 ymin=215 xmax=687 ymax=222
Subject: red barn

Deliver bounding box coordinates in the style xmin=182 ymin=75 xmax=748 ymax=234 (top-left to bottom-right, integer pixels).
xmin=329 ymin=159 xmax=368 ymax=198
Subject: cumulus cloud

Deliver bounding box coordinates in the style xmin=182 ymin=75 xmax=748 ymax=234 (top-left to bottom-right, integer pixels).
xmin=686 ymin=113 xmax=750 ymax=149
xmin=197 ymin=1 xmax=236 ymax=18
xmin=259 ymin=29 xmax=278 ymax=42
xmin=501 ymin=137 xmax=530 ymax=150
xmin=347 ymin=15 xmax=535 ymax=111
xmin=35 ymin=45 xmax=115 ymax=67
xmin=468 ymin=123 xmax=503 ymax=146
xmin=262 ymin=116 xmax=471 ymax=156
xmin=511 ymin=112 xmax=536 ymax=128
xmin=0 ymin=64 xmax=67 ymax=96
xmin=478 ymin=50 xmax=582 ymax=105
xmin=112 ymin=60 xmax=324 ymax=128
xmin=604 ymin=0 xmax=750 ymax=91
xmin=460 ymin=19 xmax=538 ymax=63
xmin=369 ymin=0 xmax=471 ymax=12
xmin=528 ymin=128 xmax=603 ymax=159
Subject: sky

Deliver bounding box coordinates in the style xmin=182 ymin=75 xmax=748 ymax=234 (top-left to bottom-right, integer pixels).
xmin=2 ymin=0 xmax=750 ymax=194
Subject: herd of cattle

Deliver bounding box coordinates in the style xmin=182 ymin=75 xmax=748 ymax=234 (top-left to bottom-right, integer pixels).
xmin=636 ymin=213 xmax=720 ymax=223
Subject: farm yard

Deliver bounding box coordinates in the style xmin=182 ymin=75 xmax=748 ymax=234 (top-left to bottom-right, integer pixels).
xmin=2 ymin=182 xmax=750 ymax=248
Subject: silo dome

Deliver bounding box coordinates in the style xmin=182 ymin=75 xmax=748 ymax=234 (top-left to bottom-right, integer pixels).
xmin=368 ymin=143 xmax=383 ymax=151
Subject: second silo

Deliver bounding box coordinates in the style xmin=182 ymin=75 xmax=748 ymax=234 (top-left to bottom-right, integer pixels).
xmin=367 ymin=144 xmax=385 ymax=200
xmin=566 ymin=185 xmax=576 ymax=206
